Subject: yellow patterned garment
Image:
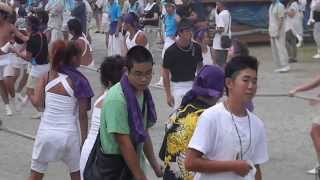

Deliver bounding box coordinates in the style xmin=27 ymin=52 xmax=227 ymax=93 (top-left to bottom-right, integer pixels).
xmin=159 ymin=99 xmax=210 ymax=180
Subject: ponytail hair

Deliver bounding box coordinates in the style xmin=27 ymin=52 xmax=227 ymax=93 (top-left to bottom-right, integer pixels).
xmin=50 ymin=40 xmax=67 ymax=71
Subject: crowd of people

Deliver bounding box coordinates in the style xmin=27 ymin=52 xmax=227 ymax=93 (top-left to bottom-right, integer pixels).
xmin=0 ymin=0 xmax=320 ymax=179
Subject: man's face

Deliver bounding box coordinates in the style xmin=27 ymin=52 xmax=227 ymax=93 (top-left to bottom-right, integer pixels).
xmin=216 ymin=2 xmax=223 ymax=11
xmin=226 ymin=68 xmax=257 ymax=103
xmin=179 ymin=28 xmax=193 ymax=42
xmin=165 ymin=5 xmax=175 ymax=14
xmin=128 ymin=62 xmax=153 ymax=92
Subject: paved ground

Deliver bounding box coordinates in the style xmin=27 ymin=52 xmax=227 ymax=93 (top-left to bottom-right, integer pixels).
xmin=2 ymin=32 xmax=320 ymax=179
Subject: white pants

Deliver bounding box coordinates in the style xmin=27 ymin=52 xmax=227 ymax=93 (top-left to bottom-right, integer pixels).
xmin=107 ymin=34 xmax=125 ymax=56
xmin=314 ymin=22 xmax=320 ymax=48
xmin=171 ymin=81 xmax=193 ymax=110
xmin=270 ymin=33 xmax=289 ymax=68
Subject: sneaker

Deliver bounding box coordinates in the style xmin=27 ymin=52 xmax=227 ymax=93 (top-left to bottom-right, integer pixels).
xmin=16 ymin=93 xmax=26 ymax=102
xmin=5 ymin=105 xmax=13 ymax=116
xmin=307 ymin=167 xmax=316 ymax=175
xmin=274 ymin=66 xmax=290 ymax=73
xmin=308 ymin=18 xmax=315 ymax=26
xmin=296 ymin=42 xmax=302 ymax=48
xmin=31 ymin=112 xmax=42 ymax=119
xmin=313 ymin=54 xmax=320 ymax=59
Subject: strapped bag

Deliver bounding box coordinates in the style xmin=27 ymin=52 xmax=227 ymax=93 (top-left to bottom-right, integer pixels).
xmin=83 ymin=97 xmax=147 ymax=180
xmin=220 ymin=12 xmax=232 ymax=49
xmin=83 ymin=132 xmax=134 ymax=180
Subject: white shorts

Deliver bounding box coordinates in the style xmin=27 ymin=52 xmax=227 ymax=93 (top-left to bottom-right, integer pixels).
xmin=31 ymin=130 xmax=81 ymax=173
xmin=171 ymin=81 xmax=193 ymax=109
xmin=3 ymin=64 xmax=16 ymax=77
xmin=62 ymin=12 xmax=72 ymax=32
xmin=30 ymin=64 xmax=50 ymax=78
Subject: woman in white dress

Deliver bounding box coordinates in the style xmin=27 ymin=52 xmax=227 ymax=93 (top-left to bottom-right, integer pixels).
xmin=27 ymin=40 xmax=93 ymax=180
xmin=194 ymin=29 xmax=214 ymax=65
xmin=123 ymin=12 xmax=148 ymax=53
xmin=79 ymin=55 xmax=126 ymax=180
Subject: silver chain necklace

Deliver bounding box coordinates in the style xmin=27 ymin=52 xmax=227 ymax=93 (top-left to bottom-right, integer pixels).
xmin=224 ymin=102 xmax=252 ymax=160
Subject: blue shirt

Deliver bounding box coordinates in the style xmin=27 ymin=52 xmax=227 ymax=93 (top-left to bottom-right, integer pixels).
xmin=65 ymin=0 xmax=75 ymax=11
xmin=128 ymin=1 xmax=140 ymax=15
xmin=109 ymin=2 xmax=122 ymax=22
xmin=164 ymin=13 xmax=177 ymax=37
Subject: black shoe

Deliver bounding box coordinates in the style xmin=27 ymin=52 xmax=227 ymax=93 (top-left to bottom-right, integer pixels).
xmin=95 ymin=31 xmax=100 ymax=33
xmin=289 ymin=59 xmax=298 ymax=63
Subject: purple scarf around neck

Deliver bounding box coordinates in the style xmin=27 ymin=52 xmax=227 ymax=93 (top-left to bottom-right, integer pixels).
xmin=120 ymin=74 xmax=157 ymax=144
xmin=60 ymin=65 xmax=94 ymax=109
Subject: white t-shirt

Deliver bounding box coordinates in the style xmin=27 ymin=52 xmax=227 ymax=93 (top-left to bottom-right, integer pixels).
xmin=188 ymin=102 xmax=269 ymax=180
xmin=269 ymin=2 xmax=285 ymax=37
xmin=212 ymin=10 xmax=231 ymax=50
xmin=285 ymin=2 xmax=300 ymax=32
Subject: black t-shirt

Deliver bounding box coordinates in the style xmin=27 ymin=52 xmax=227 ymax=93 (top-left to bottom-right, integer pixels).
xmin=26 ymin=33 xmax=49 ymax=65
xmin=144 ymin=4 xmax=160 ymax=26
xmin=163 ymin=42 xmax=203 ymax=82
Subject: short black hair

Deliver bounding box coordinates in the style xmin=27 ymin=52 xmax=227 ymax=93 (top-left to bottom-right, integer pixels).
xmin=126 ymin=46 xmax=153 ymax=71
xmin=18 ymin=7 xmax=27 ymax=17
xmin=100 ymin=55 xmax=126 ymax=87
xmin=225 ymin=56 xmax=259 ymax=95
xmin=177 ymin=18 xmax=193 ymax=33
xmin=63 ymin=41 xmax=81 ymax=65
xmin=67 ymin=18 xmax=82 ymax=36
xmin=27 ymin=15 xmax=40 ymax=32
xmin=36 ymin=10 xmax=49 ymax=25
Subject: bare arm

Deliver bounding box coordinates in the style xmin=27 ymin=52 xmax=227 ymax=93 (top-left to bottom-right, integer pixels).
xmin=289 ymin=75 xmax=320 ymax=95
xmin=29 ymin=75 xmax=46 ymax=111
xmin=114 ymin=134 xmax=147 ymax=180
xmin=78 ymin=98 xmax=89 ymax=146
xmin=143 ymin=131 xmax=163 ymax=177
xmin=255 ymin=165 xmax=262 ymax=180
xmin=184 ymin=148 xmax=252 ymax=177
xmin=162 ymin=67 xmax=174 ymax=107
xmin=12 ymin=48 xmax=32 ymax=61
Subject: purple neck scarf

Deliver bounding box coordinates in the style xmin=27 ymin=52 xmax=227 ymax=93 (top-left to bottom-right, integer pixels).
xmin=60 ymin=65 xmax=94 ymax=109
xmin=120 ymin=74 xmax=157 ymax=144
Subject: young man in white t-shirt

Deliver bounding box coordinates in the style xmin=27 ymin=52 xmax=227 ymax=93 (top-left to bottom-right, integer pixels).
xmin=185 ymin=56 xmax=269 ymax=180
xmin=212 ymin=1 xmax=231 ymax=67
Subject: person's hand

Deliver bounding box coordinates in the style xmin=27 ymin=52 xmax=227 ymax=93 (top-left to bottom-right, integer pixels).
xmin=288 ymin=89 xmax=297 ymax=97
xmin=166 ymin=94 xmax=174 ymax=107
xmin=153 ymin=164 xmax=164 ymax=177
xmin=135 ymin=174 xmax=148 ymax=180
xmin=9 ymin=47 xmax=17 ymax=54
xmin=233 ymin=160 xmax=252 ymax=177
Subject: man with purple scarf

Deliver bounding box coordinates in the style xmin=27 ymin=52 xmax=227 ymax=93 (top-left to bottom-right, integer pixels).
xmin=99 ymin=46 xmax=163 ymax=179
